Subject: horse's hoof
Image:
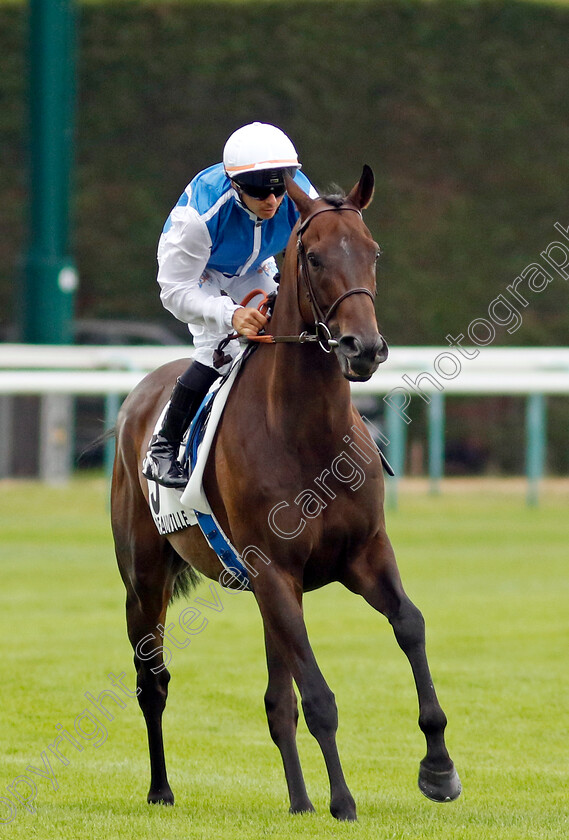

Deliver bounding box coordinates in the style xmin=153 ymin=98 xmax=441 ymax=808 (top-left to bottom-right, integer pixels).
xmin=418 ymin=763 xmax=461 ymax=803
xmin=289 ymin=800 xmax=315 ymax=815
xmin=330 ymin=794 xmax=357 ymax=821
xmin=147 ymin=787 xmax=175 ymax=806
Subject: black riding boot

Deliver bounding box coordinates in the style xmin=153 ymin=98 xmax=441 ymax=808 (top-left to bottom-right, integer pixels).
xmin=142 ymin=361 xmax=219 ymax=489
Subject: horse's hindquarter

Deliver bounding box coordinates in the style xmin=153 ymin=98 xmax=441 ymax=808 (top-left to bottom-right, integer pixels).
xmin=205 ymin=357 xmax=387 ymax=589
xmin=112 ymin=359 xmax=225 ymax=582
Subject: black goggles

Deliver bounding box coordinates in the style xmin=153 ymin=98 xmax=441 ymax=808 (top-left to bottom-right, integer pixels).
xmin=238 ymin=183 xmax=286 ymax=200
xmin=233 ymin=167 xmax=296 ymax=201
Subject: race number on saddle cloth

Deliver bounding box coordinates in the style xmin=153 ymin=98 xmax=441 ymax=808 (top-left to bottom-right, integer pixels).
xmin=144 ymin=353 xmax=252 ymax=590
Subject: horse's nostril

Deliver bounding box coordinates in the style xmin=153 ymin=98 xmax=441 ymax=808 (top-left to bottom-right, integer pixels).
xmin=338 ymin=335 xmax=364 ymax=358
xmin=375 ymin=334 xmax=389 ymax=362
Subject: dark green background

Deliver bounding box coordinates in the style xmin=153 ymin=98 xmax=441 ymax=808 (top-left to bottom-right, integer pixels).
xmin=1 ymin=0 xmax=568 ymax=471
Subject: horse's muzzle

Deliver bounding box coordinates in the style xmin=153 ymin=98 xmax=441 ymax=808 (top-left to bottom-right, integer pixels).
xmin=336 ymin=333 xmax=389 ymax=381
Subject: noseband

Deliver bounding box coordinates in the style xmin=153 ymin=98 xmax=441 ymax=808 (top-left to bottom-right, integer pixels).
xmin=296 ymin=207 xmax=376 ymax=352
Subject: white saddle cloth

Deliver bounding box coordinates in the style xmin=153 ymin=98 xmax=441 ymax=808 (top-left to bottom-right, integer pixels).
xmin=145 ymin=356 xmax=242 ymax=536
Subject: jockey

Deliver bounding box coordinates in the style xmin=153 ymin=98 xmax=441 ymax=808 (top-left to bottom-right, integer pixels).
xmin=142 ymin=122 xmax=318 ymax=488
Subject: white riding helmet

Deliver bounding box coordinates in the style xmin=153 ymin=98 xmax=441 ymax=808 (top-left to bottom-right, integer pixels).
xmin=223 ymin=122 xmax=301 ymax=179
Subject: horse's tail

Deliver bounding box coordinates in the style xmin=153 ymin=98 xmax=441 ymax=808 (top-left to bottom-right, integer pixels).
xmin=170 ymin=559 xmax=201 ymax=603
xmin=77 ymin=427 xmax=116 ymax=466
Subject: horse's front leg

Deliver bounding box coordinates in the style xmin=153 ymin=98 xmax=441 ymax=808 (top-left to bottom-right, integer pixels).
xmin=254 ymin=567 xmax=356 ymax=821
xmin=342 ymin=530 xmax=461 ymax=803
xmin=263 ymin=626 xmax=315 ymax=814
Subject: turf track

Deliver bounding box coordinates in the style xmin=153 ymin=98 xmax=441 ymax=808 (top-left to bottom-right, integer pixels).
xmin=0 ymin=477 xmax=567 ymax=839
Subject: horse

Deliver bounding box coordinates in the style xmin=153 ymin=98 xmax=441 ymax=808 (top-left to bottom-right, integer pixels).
xmin=110 ymin=165 xmax=461 ymax=821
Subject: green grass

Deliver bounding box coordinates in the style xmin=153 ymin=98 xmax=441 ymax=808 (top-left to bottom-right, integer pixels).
xmin=0 ymin=476 xmax=568 ymax=838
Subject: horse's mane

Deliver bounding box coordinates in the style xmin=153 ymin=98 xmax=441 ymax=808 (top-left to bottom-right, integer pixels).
xmin=320 ymin=187 xmax=346 ymax=208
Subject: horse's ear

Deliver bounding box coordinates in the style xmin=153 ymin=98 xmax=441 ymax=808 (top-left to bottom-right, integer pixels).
xmin=285 ymin=173 xmax=316 ymax=220
xmin=347 ymin=164 xmax=375 ymax=210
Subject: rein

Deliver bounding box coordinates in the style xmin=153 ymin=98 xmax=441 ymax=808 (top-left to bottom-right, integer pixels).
xmin=213 ymin=204 xmax=376 ymax=367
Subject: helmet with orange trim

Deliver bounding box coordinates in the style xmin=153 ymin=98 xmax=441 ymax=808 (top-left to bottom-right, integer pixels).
xmin=223 ymin=122 xmax=301 ymax=199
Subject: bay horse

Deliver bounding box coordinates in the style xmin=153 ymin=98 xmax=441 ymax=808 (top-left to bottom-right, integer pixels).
xmin=111 ymin=166 xmax=461 ymax=820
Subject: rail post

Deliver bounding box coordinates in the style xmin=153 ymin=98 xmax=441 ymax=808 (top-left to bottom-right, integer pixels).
xmin=385 ymin=399 xmax=408 ymax=509
xmin=526 ymin=393 xmax=546 ymax=507
xmin=428 ymin=392 xmax=445 ymax=495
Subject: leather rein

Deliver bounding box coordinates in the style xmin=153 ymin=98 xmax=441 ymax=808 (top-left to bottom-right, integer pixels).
xmin=213 ymin=205 xmax=376 ymax=367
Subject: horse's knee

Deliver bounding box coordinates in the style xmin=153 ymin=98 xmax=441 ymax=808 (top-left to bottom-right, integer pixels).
xmin=301 ymin=683 xmax=338 ymax=739
xmin=390 ymin=597 xmax=426 ymax=652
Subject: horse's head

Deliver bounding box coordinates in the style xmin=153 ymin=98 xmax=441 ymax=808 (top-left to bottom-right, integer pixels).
xmin=286 ymin=166 xmax=388 ymax=382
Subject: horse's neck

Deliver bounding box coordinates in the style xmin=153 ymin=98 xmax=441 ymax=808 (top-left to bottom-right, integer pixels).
xmin=261 ymin=275 xmax=353 ymax=440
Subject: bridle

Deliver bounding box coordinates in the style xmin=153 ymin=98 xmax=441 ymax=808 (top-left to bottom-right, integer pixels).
xmin=213 ymin=203 xmax=377 ymax=367
xmin=296 ymin=206 xmax=377 ymax=352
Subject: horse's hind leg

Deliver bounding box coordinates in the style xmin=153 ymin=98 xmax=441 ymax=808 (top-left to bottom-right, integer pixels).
xmin=342 ymin=531 xmax=461 ymax=803
xmin=125 ymin=552 xmax=177 ymax=804
xmin=263 ymin=627 xmax=315 ymax=815
xmin=114 ymin=507 xmax=179 ymax=805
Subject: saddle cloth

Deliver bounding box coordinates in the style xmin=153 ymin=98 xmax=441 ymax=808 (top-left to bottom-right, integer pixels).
xmin=145 ymin=354 xmax=252 ymax=590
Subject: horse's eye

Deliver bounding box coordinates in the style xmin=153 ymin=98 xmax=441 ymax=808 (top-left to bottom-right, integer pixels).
xmin=307 ymin=253 xmax=321 ymax=269
xmin=375 ymin=248 xmax=382 ymax=263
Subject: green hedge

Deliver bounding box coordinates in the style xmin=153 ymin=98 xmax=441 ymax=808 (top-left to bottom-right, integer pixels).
xmin=2 ymin=0 xmax=569 ymax=340
xmin=1 ymin=1 xmax=568 ymax=469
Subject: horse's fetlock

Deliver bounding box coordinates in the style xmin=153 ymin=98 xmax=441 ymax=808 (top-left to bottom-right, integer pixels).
xmin=419 ymin=708 xmax=447 ymax=736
